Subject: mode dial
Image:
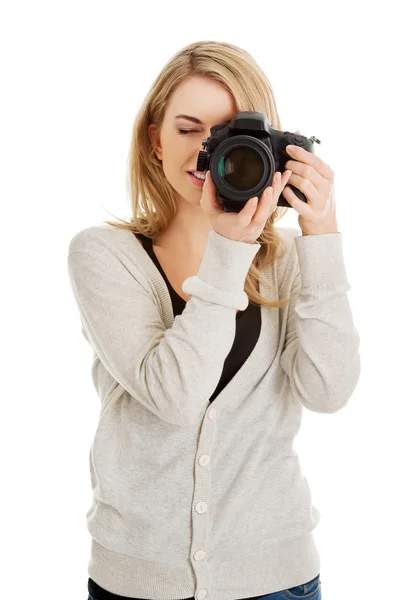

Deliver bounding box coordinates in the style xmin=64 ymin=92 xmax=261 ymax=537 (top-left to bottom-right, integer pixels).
xmin=196 ymin=151 xmax=208 ymax=173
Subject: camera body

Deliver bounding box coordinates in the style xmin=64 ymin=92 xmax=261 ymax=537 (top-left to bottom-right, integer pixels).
xmin=196 ymin=111 xmax=321 ymax=212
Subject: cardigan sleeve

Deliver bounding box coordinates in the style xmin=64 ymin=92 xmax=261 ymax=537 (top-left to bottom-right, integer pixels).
xmin=279 ymin=232 xmax=361 ymax=413
xmin=67 ymin=228 xmax=260 ymax=426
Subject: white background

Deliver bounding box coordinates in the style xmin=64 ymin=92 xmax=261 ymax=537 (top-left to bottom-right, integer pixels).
xmin=1 ymin=1 xmax=399 ymax=599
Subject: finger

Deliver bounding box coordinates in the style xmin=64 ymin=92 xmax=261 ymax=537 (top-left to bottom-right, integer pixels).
xmin=283 ymin=184 xmax=314 ymax=219
xmin=237 ymin=196 xmax=259 ymax=227
xmin=286 ymin=144 xmax=333 ymax=180
xmin=249 ymin=177 xmax=276 ymax=226
xmin=201 ymin=171 xmax=223 ymax=215
xmin=280 ymin=169 xmax=293 ymax=194
xmin=253 ymin=170 xmax=291 ymax=222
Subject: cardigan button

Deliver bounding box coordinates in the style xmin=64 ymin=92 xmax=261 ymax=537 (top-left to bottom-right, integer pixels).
xmin=195 ymin=501 xmax=208 ymax=514
xmin=198 ymin=454 xmax=210 ymax=466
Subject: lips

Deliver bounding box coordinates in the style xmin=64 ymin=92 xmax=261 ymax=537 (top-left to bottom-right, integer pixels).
xmin=188 ymin=171 xmax=206 ymax=188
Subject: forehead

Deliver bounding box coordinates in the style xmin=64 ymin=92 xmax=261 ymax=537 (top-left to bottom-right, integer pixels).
xmin=164 ymin=76 xmax=237 ymax=125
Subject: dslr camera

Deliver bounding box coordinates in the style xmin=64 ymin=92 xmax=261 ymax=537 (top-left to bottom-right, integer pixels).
xmin=196 ymin=111 xmax=321 ymax=212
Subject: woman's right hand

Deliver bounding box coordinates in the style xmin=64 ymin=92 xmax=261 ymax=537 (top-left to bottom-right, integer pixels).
xmin=200 ymin=169 xmax=292 ymax=244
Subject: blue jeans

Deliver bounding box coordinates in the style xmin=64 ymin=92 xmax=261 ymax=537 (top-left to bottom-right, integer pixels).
xmin=88 ymin=573 xmax=321 ymax=600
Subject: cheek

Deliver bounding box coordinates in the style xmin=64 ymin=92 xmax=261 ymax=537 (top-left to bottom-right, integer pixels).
xmin=163 ymin=159 xmax=182 ymax=178
xmin=162 ymin=158 xmax=189 ymax=188
xmin=165 ymin=146 xmax=191 ymax=174
xmin=161 ymin=132 xmax=201 ymax=179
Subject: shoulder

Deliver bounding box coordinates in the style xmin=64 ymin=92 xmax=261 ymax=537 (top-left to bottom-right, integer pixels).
xmin=67 ymin=224 xmax=154 ymax=297
xmin=68 ymin=223 xmax=144 ymax=257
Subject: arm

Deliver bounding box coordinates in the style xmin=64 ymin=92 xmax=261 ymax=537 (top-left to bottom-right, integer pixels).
xmin=279 ymin=232 xmax=361 ymax=413
xmin=67 ymin=227 xmax=260 ymax=426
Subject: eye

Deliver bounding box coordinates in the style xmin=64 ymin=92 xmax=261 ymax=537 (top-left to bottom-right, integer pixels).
xmin=178 ymin=128 xmax=196 ymax=135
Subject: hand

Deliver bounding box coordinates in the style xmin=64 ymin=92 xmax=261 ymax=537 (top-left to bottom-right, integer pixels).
xmin=282 ymin=130 xmax=339 ymax=236
xmin=201 ymin=169 xmax=292 ymax=244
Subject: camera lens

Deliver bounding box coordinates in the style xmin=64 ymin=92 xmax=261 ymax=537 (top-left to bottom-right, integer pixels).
xmin=217 ymin=146 xmax=264 ymax=191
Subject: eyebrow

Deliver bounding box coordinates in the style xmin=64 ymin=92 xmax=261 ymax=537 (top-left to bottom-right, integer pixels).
xmin=174 ymin=114 xmax=204 ymax=125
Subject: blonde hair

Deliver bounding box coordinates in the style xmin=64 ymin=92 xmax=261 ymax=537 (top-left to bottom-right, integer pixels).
xmin=104 ymin=40 xmax=293 ymax=309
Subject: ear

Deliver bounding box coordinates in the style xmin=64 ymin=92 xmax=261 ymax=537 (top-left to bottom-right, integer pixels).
xmin=148 ymin=123 xmax=162 ymax=161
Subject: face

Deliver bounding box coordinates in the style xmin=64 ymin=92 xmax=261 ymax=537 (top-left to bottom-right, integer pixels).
xmin=149 ymin=76 xmax=237 ymax=206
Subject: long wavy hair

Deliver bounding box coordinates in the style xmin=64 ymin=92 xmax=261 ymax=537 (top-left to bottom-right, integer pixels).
xmin=103 ymin=40 xmax=293 ymax=309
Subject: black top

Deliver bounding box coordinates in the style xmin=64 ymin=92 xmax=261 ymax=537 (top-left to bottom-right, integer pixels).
xmin=88 ymin=232 xmax=263 ymax=600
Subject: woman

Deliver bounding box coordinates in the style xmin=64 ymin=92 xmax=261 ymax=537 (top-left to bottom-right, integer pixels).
xmin=68 ymin=40 xmax=360 ymax=600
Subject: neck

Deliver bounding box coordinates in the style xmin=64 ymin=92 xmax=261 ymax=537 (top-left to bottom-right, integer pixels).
xmin=153 ymin=196 xmax=213 ymax=256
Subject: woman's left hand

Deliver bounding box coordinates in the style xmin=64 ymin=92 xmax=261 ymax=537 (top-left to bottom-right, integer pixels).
xmin=282 ymin=130 xmax=339 ymax=235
